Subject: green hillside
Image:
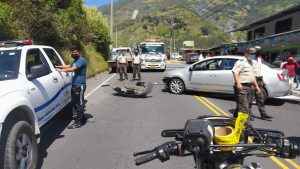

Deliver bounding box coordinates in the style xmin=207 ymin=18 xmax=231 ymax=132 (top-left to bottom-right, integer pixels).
xmin=99 ymin=0 xmax=299 ymax=49
xmin=0 ymin=0 xmax=111 ymax=76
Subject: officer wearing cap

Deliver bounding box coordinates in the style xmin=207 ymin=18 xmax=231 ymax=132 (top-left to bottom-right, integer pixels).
xmin=250 ymin=48 xmax=273 ymax=120
xmin=232 ymin=48 xmax=260 ymax=119
xmin=117 ymin=50 xmax=128 ymax=80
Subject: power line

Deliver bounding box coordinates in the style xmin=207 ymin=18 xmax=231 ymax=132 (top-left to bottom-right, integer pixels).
xmin=201 ymin=0 xmax=239 ymax=19
xmin=198 ymin=0 xmax=232 ymax=18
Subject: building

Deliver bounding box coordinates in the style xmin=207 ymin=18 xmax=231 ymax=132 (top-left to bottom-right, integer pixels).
xmin=231 ymin=4 xmax=300 ymax=67
xmin=234 ymin=4 xmax=300 ymax=41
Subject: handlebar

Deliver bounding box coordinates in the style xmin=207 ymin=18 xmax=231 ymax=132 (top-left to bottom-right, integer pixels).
xmin=134 ymin=117 xmax=299 ymax=167
xmin=134 ymin=141 xmax=179 ymax=166
xmin=135 ymin=151 xmax=158 ymax=166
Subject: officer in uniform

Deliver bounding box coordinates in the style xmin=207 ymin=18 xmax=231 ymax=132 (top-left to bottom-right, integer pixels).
xmin=132 ymin=51 xmax=143 ymax=81
xmin=232 ymin=48 xmax=260 ymax=119
xmin=117 ymin=50 xmax=128 ymax=80
xmin=250 ymin=48 xmax=273 ymax=120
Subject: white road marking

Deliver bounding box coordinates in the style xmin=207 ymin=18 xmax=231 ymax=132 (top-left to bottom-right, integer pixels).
xmin=85 ymin=73 xmax=116 ymax=99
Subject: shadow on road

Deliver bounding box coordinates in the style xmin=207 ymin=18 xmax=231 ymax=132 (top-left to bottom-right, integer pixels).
xmin=37 ymin=108 xmax=72 ymax=169
xmin=37 ymin=109 xmax=94 ymax=169
xmin=162 ymin=89 xmax=299 ymax=106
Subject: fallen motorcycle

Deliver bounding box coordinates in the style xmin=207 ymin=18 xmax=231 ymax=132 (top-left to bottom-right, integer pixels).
xmin=108 ymin=80 xmax=153 ymax=97
xmin=134 ymin=113 xmax=299 ymax=169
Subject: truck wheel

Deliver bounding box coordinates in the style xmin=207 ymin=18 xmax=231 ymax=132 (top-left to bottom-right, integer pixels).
xmin=169 ymin=78 xmax=185 ymax=94
xmin=4 ymin=121 xmax=38 ymax=169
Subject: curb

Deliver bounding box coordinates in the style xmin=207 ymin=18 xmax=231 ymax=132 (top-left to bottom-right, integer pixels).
xmin=292 ymin=90 xmax=300 ymax=97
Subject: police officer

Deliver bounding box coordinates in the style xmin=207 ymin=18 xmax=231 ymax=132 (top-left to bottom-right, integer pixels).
xmin=232 ymin=48 xmax=260 ymax=119
xmin=117 ymin=50 xmax=128 ymax=80
xmin=250 ymin=49 xmax=273 ymax=120
xmin=132 ymin=51 xmax=142 ymax=81
xmin=56 ymin=46 xmax=87 ymax=129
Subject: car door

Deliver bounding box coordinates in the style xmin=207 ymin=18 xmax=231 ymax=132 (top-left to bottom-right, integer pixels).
xmin=188 ymin=58 xmax=223 ymax=92
xmin=217 ymin=58 xmax=239 ymax=93
xmin=42 ymin=47 xmax=72 ymax=108
xmin=25 ymin=48 xmax=62 ymax=126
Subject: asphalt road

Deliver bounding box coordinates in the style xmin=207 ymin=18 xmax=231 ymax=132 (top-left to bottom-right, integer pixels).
xmin=38 ymin=61 xmax=300 ymax=169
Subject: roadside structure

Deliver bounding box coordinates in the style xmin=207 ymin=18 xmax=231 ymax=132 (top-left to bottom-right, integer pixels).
xmin=231 ymin=4 xmax=300 ymax=67
xmin=211 ymin=4 xmax=300 ymax=67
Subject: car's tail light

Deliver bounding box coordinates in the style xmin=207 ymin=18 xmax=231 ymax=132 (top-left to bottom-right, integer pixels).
xmin=277 ymin=73 xmax=286 ymax=81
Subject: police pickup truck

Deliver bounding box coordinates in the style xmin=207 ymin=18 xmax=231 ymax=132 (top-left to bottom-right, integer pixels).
xmin=0 ymin=40 xmax=72 ymax=169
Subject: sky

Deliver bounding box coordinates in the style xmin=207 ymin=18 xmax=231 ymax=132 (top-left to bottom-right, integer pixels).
xmin=84 ymin=0 xmax=112 ymax=7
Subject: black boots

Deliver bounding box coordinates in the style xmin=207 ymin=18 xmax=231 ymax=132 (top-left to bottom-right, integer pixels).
xmin=261 ymin=114 xmax=274 ymax=120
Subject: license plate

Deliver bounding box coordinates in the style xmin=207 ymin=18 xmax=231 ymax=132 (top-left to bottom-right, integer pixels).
xmin=149 ymin=65 xmax=156 ymax=67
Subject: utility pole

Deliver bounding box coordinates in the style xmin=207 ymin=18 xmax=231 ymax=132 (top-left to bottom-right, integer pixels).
xmin=110 ymin=0 xmax=114 ymax=47
xmin=173 ymin=30 xmax=176 ymax=53
xmin=170 ymin=16 xmax=174 ymax=59
xmin=116 ymin=27 xmax=118 ymax=47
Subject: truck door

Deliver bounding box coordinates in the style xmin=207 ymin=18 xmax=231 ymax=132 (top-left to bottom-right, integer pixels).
xmin=42 ymin=48 xmax=72 ymax=108
xmin=25 ymin=48 xmax=62 ymax=125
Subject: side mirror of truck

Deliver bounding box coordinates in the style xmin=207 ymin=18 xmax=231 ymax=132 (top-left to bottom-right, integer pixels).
xmin=27 ymin=64 xmax=50 ymax=80
xmin=189 ymin=66 xmax=193 ymax=71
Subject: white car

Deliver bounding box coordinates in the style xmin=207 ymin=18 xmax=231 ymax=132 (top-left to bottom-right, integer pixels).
xmin=0 ymin=40 xmax=72 ymax=168
xmin=163 ymin=55 xmax=290 ymax=101
xmin=171 ymin=53 xmax=183 ymax=60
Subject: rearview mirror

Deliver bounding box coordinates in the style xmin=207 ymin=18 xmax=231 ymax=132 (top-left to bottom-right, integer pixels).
xmin=189 ymin=67 xmax=193 ymax=71
xmin=27 ymin=64 xmax=50 ymax=80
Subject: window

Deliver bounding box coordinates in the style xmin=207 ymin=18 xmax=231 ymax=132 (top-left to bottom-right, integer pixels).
xmin=220 ymin=59 xmax=238 ymax=70
xmin=254 ymin=27 xmax=265 ymax=39
xmin=193 ymin=59 xmax=223 ymax=71
xmin=275 ymin=18 xmax=292 ymax=34
xmin=26 ymin=49 xmax=50 ymax=75
xmin=43 ymin=48 xmax=63 ymax=67
xmin=247 ymin=31 xmax=253 ymax=41
xmin=0 ymin=50 xmax=21 ymax=81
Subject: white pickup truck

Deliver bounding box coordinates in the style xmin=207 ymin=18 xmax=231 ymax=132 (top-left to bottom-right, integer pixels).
xmin=0 ymin=40 xmax=72 ymax=169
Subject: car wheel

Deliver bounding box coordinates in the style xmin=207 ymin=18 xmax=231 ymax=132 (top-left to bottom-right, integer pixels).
xmin=4 ymin=121 xmax=38 ymax=169
xmin=169 ymin=78 xmax=185 ymax=94
xmin=252 ymin=88 xmax=268 ymax=104
xmin=262 ymin=88 xmax=267 ymax=102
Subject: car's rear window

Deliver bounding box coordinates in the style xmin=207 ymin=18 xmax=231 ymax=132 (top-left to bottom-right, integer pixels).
xmin=262 ymin=60 xmax=276 ymax=68
xmin=0 ymin=50 xmax=21 ymax=81
xmin=189 ymin=53 xmax=199 ymax=57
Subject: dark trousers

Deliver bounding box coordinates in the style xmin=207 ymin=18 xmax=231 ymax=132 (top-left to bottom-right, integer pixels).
xmin=132 ymin=64 xmax=141 ymax=80
xmin=249 ymin=79 xmax=267 ymax=117
xmin=233 ymin=84 xmax=253 ymax=118
xmin=71 ymin=85 xmax=86 ymax=123
xmin=119 ymin=63 xmax=128 ymax=80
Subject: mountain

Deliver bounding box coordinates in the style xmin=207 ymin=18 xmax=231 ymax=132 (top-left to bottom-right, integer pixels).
xmin=99 ymin=0 xmax=300 ymax=49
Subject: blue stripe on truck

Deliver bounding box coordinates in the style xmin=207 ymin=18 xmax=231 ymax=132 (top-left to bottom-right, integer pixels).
xmin=34 ymin=83 xmax=72 ymax=112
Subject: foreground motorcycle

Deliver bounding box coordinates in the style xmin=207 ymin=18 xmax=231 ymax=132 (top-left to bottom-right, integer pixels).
xmin=133 ymin=113 xmax=299 ymax=169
